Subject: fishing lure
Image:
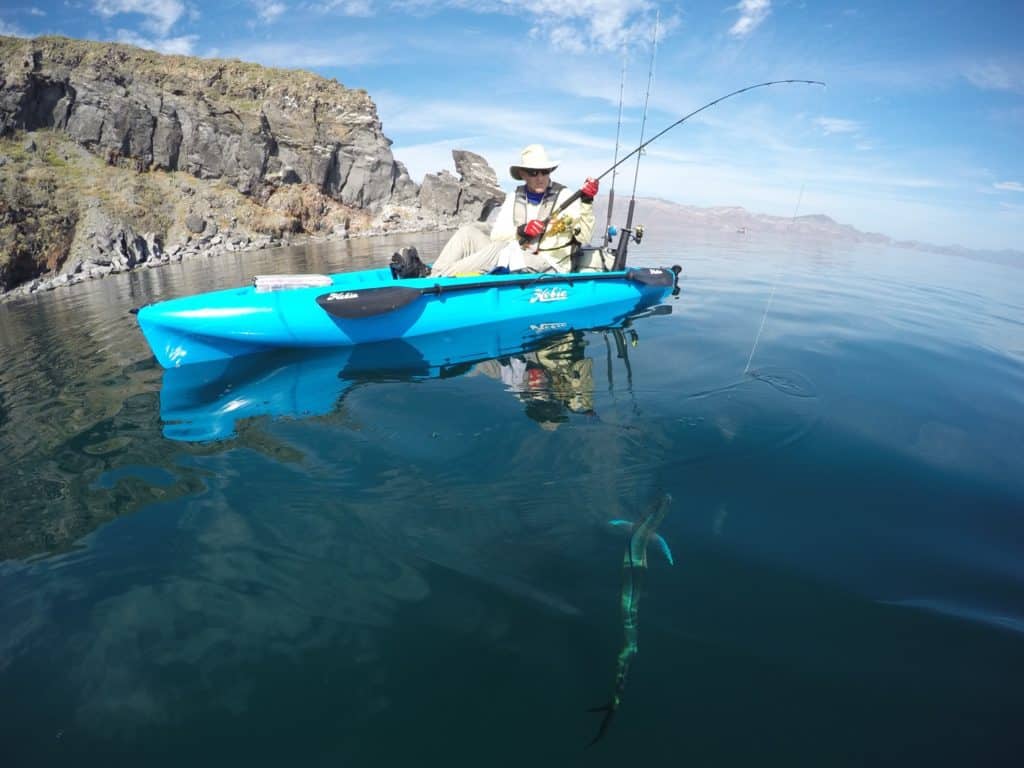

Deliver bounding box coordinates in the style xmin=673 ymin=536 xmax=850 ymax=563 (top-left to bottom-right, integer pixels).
xmin=544 ymin=213 xmax=575 ymax=237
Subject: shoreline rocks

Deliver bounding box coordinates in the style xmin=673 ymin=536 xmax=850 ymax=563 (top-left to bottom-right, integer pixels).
xmin=0 ymin=219 xmax=466 ymax=301
xmin=0 ymin=36 xmax=505 ymax=300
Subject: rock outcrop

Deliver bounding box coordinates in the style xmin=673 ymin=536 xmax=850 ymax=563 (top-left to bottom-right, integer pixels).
xmin=0 ymin=35 xmax=507 ymax=297
xmin=420 ymin=149 xmax=503 ymax=222
xmin=0 ymin=35 xmax=408 ymax=207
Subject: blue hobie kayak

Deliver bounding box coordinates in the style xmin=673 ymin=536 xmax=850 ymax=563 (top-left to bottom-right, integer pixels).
xmin=136 ymin=265 xmax=680 ymax=368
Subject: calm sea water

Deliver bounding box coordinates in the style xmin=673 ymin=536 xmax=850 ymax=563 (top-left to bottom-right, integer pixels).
xmin=1 ymin=224 xmax=1022 ymax=767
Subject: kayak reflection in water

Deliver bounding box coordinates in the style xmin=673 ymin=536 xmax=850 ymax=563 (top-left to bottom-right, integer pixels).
xmin=588 ymin=493 xmax=674 ymax=746
xmin=468 ymin=331 xmax=595 ymax=430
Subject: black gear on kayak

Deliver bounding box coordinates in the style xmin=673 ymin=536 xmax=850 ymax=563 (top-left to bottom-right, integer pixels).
xmin=390 ymin=246 xmax=431 ymax=279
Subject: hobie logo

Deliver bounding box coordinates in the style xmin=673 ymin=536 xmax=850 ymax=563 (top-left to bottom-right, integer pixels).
xmin=326 ymin=291 xmax=358 ymax=301
xmin=529 ymin=287 xmax=568 ymax=304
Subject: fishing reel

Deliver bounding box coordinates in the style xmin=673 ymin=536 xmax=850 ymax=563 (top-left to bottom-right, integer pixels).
xmin=606 ymin=223 xmax=644 ymax=246
xmin=605 ymin=222 xmax=646 ymax=271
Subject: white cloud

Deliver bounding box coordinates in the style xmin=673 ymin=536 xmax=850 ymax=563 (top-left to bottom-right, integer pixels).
xmin=311 ymin=0 xmax=375 ymax=15
xmin=382 ymin=97 xmax=609 ymax=151
xmin=963 ymin=59 xmax=1024 ymax=94
xmin=93 ymin=0 xmax=186 ymax=36
xmin=379 ymin=91 xmax=624 ymax=183
xmin=29 ymin=7 xmax=47 ymax=16
xmin=815 ymin=116 xmax=862 ymax=135
xmin=253 ymin=1 xmax=288 ymax=24
xmin=995 ymin=181 xmax=1024 ymax=193
xmin=548 ymin=24 xmax=586 ymax=55
xmin=391 ymin=1 xmax=672 ymax=53
xmin=0 ymin=20 xmax=28 ymax=36
xmin=729 ymin=0 xmax=771 ymax=38
xmin=115 ymin=29 xmax=197 ymax=56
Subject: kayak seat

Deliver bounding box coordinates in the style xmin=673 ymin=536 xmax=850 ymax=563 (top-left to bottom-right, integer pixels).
xmin=574 ymin=245 xmax=614 ymax=273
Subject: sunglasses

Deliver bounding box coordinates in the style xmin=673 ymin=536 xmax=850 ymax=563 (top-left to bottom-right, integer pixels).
xmin=523 ymin=168 xmax=553 ymax=177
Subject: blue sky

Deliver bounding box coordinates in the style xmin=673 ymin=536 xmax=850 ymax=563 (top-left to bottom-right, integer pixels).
xmin=2 ymin=1 xmax=1022 ymax=251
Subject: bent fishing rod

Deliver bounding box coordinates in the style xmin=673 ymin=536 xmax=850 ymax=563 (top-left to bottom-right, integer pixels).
xmin=534 ymin=79 xmax=826 ymax=245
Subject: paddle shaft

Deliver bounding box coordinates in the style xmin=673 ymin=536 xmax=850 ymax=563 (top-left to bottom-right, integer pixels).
xmin=317 ymin=267 xmax=678 ymax=319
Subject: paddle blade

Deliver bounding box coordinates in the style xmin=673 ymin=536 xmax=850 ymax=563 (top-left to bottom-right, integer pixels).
xmin=316 ymin=286 xmax=423 ymax=319
xmin=626 ymin=267 xmax=676 ymax=287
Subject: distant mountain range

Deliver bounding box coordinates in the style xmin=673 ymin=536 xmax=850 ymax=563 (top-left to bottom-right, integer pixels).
xmin=607 ymin=198 xmax=1023 ymax=266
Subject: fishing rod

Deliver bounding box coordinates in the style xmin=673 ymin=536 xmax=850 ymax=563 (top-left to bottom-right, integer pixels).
xmin=539 ymin=78 xmax=826 ymax=255
xmin=602 ymin=79 xmax=825 ymax=193
xmin=617 ymin=11 xmax=661 ymax=269
xmin=603 ymin=50 xmax=628 ymax=247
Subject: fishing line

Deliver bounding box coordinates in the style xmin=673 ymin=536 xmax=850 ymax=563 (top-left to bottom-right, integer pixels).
xmin=742 ymin=183 xmax=806 ymax=376
xmin=630 ymin=10 xmax=660 ymax=200
xmin=791 ymin=182 xmax=805 ymax=222
xmin=742 ymin=281 xmax=778 ymax=376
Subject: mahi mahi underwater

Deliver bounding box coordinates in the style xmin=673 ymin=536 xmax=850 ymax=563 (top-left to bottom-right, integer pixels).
xmin=588 ymin=492 xmax=674 ymax=746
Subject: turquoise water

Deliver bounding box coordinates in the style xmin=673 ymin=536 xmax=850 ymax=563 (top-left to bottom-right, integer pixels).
xmin=1 ymin=226 xmax=1022 ymax=766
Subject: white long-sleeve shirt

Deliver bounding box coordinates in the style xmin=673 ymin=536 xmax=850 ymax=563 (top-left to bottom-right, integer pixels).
xmin=488 ymin=184 xmax=595 ymax=272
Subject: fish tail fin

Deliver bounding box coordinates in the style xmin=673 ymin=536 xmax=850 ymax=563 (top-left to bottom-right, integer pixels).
xmin=585 ymin=701 xmax=618 ymax=747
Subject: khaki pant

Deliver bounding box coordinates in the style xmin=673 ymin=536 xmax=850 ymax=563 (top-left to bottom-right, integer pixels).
xmin=432 ymin=223 xmax=583 ymax=276
xmin=431 ymin=224 xmax=504 ymax=276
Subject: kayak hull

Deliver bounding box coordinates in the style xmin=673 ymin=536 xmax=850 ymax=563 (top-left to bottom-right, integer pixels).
xmin=137 ymin=266 xmax=678 ymax=368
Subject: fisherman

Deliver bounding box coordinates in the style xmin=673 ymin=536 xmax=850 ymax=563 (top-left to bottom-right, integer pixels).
xmin=429 ymin=144 xmax=599 ymax=276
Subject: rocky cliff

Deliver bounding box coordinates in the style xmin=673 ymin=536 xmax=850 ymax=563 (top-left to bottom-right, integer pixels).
xmin=0 ymin=35 xmax=503 ymax=297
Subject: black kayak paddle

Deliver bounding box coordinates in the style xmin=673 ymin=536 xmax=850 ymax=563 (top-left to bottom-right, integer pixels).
xmin=316 ymin=268 xmax=679 ymax=320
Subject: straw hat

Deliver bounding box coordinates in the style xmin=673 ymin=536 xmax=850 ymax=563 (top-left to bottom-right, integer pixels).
xmin=510 ymin=144 xmax=559 ymax=180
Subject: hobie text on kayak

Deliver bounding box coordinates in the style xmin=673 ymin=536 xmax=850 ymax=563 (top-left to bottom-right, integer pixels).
xmin=529 ymin=287 xmax=569 ymax=304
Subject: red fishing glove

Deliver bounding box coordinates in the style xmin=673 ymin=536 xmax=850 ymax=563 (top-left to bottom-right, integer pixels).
xmin=580 ymin=177 xmax=599 ymax=203
xmin=518 ymin=219 xmax=546 ymax=239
